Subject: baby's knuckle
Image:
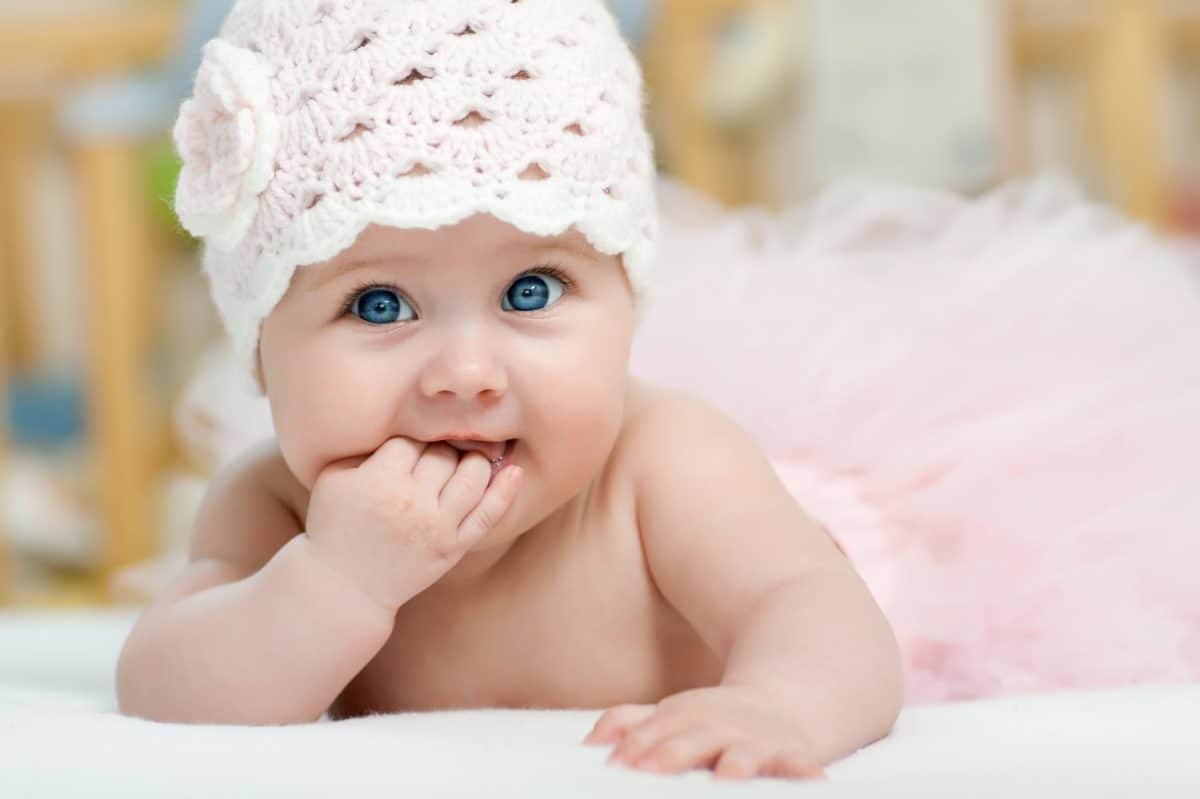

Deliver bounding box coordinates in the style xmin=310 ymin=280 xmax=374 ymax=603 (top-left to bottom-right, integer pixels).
xmin=433 ymin=527 xmax=463 ymax=556
xmin=600 ymin=707 xmax=627 ymax=723
xmin=592 ymin=720 xmax=618 ymax=737
xmin=656 ymin=698 xmax=688 ymax=716
xmin=657 ymin=739 xmax=690 ymax=763
xmin=415 ymin=501 xmax=444 ymax=529
xmin=626 ymin=728 xmax=655 ymax=748
xmin=781 ymin=747 xmax=816 ymax=767
xmin=458 ymin=463 xmax=490 ymax=491
xmin=391 ymin=492 xmax=417 ymax=514
xmin=729 ymin=740 xmax=761 ymax=759
xmin=445 ymin=474 xmax=483 ymax=503
xmin=394 ymin=495 xmax=428 ymax=521
xmin=314 ymin=473 xmax=349 ymax=499
xmin=461 ymin=450 xmax=491 ymax=469
xmin=471 ymin=504 xmax=498 ymax=531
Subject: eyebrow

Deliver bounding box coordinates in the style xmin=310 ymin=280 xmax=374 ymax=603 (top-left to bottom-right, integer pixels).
xmin=525 ymin=234 xmax=600 ymax=262
xmin=304 ymin=251 xmax=428 ymax=289
xmin=306 ymin=232 xmax=597 ymax=290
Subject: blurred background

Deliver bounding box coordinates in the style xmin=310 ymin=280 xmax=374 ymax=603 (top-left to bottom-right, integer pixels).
xmin=1 ymin=0 xmax=1197 ymax=609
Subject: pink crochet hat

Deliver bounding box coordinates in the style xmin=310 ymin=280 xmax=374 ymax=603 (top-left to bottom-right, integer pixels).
xmin=172 ymin=0 xmax=658 ymax=376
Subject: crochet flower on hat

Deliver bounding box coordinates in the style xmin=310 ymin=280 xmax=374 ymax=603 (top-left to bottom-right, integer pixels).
xmin=173 ymin=39 xmax=280 ymax=251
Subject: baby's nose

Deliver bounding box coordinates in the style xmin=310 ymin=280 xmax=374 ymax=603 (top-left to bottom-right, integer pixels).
xmin=418 ymin=343 xmax=509 ymax=401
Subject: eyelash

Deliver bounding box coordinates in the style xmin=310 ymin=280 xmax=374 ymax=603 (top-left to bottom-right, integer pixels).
xmin=338 ymin=265 xmax=576 ymax=319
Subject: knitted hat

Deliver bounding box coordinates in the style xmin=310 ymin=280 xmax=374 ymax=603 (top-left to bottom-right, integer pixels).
xmin=172 ymin=0 xmax=658 ymax=378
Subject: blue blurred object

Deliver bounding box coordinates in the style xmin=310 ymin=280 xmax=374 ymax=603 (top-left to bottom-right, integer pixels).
xmin=610 ymin=0 xmax=658 ymax=46
xmin=58 ymin=0 xmax=235 ymax=141
xmin=4 ymin=373 xmax=86 ymax=449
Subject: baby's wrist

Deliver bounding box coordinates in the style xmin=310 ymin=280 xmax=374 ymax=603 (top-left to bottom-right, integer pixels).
xmin=284 ymin=534 xmax=401 ymax=624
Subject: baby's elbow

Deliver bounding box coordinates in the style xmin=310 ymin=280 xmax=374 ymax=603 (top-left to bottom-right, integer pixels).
xmin=113 ymin=625 xmax=192 ymax=724
xmin=116 ymin=641 xmax=323 ymax=726
xmin=114 ymin=630 xmax=167 ymax=722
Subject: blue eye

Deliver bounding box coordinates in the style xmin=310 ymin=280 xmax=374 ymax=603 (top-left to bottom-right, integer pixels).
xmin=352 ymin=288 xmax=413 ymax=325
xmin=503 ymin=272 xmax=566 ymax=312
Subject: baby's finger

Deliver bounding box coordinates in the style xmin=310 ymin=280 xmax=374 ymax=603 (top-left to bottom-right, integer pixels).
xmin=609 ymin=713 xmax=694 ymax=765
xmin=440 ymin=453 xmax=492 ymax=521
xmin=361 ymin=436 xmax=421 ymax=474
xmin=713 ymin=741 xmax=771 ymax=781
xmin=412 ymin=442 xmax=460 ymax=487
xmin=634 ymin=724 xmax=729 ymax=774
xmin=762 ymin=747 xmax=827 ymax=780
xmin=583 ymin=704 xmax=656 ymax=745
xmin=321 ymin=453 xmax=369 ymax=474
xmin=456 ymin=465 xmax=523 ymax=548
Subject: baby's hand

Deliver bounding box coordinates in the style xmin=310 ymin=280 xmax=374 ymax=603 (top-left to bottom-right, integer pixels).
xmin=585 ymin=685 xmax=829 ymax=781
xmin=304 ymin=437 xmax=523 ymax=613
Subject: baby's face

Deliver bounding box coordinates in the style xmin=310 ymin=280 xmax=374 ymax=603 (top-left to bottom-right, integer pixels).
xmin=259 ymin=214 xmax=635 ymax=534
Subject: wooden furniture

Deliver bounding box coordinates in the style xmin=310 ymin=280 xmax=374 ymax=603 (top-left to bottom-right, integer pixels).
xmin=0 ymin=100 xmax=51 ymax=371
xmin=643 ymin=0 xmax=782 ymax=208
xmin=0 ymin=4 xmax=178 ymax=77
xmin=648 ymin=0 xmax=1182 ymax=229
xmin=1010 ymin=0 xmax=1172 ymax=229
xmin=0 ymin=214 xmax=9 ymax=605
xmin=0 ymin=1 xmax=179 ymax=604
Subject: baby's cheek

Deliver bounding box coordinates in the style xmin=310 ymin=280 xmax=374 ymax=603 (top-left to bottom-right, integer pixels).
xmin=549 ymin=376 xmax=623 ymax=464
xmin=269 ymin=350 xmax=394 ymax=486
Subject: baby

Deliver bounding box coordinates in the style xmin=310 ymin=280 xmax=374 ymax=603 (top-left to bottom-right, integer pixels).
xmin=116 ymin=0 xmax=902 ymax=781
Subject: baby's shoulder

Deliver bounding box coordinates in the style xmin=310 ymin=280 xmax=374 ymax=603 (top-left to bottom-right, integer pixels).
xmin=614 ymin=379 xmax=756 ymax=488
xmin=188 ymin=439 xmax=307 ymax=571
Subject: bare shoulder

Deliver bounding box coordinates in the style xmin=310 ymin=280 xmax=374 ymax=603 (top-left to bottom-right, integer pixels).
xmin=141 ymin=439 xmax=308 ymax=609
xmin=614 ymin=374 xmax=840 ymax=559
xmin=614 ymin=378 xmax=760 ymax=484
xmin=187 ymin=438 xmax=307 ymax=573
xmin=613 ymin=379 xmax=847 ymax=659
xmin=190 ymin=439 xmax=307 ymax=563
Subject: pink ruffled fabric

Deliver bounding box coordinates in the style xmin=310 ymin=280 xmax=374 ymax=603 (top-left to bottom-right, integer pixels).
xmin=179 ymin=175 xmax=1200 ymax=705
xmin=631 ymin=176 xmax=1200 ymax=704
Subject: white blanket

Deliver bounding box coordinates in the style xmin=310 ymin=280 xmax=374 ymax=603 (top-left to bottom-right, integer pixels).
xmin=2 ymin=610 xmax=1197 ymax=797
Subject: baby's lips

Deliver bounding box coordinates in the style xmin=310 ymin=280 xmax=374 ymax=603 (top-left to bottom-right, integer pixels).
xmin=442 ymin=439 xmax=507 ymax=462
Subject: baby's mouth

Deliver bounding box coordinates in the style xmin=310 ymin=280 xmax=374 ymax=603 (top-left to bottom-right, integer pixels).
xmin=440 ymin=439 xmax=517 ymax=477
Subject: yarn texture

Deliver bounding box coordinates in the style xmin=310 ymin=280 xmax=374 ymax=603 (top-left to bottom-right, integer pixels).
xmin=173 ymin=0 xmax=658 ymax=378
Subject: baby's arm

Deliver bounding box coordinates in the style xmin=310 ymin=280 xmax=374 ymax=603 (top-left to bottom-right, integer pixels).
xmin=588 ymin=393 xmax=902 ymax=779
xmin=115 ymin=442 xmax=395 ymax=725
